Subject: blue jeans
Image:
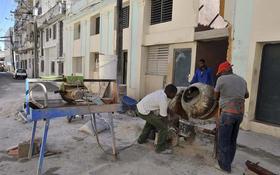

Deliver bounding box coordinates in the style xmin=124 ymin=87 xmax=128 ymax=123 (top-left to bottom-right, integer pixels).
xmin=218 ymin=112 xmax=243 ymax=172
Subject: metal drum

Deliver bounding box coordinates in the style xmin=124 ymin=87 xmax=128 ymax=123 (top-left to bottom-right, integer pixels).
xmin=181 ymin=83 xmax=217 ymax=120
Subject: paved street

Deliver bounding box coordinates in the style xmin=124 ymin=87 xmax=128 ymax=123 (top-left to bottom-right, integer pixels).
xmin=0 ymin=72 xmax=279 ymax=175
xmin=0 ymin=72 xmax=25 ymax=98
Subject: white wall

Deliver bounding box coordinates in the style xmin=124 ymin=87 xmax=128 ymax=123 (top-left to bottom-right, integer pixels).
xmin=225 ymin=0 xmax=280 ymax=137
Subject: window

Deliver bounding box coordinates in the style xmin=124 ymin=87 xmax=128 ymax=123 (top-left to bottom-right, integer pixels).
xmin=96 ymin=17 xmax=100 ymax=34
xmin=41 ymin=60 xmax=44 ymax=72
xmin=46 ymin=28 xmax=49 ymax=42
xmin=29 ymin=59 xmax=31 ymax=68
xmin=51 ymin=61 xmax=55 ymax=74
xmin=38 ymin=7 xmax=42 ymax=15
xmin=59 ymin=21 xmax=63 ymax=57
xmin=94 ymin=53 xmax=99 ymax=72
xmin=40 ymin=30 xmax=44 ymax=56
xmin=90 ymin=15 xmax=100 ymax=35
xmin=146 ymin=45 xmax=169 ymax=75
xmin=53 ymin=24 xmax=56 ymax=40
xmin=49 ymin=28 xmax=52 ymax=39
xmin=150 ymin=0 xmax=173 ymax=25
xmin=58 ymin=62 xmax=64 ymax=75
xmin=122 ymin=6 xmax=130 ymax=29
xmin=74 ymin=22 xmax=81 ymax=40
xmin=73 ymin=57 xmax=83 ymax=74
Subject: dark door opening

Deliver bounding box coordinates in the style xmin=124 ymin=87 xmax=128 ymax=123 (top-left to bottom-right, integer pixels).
xmin=195 ymin=39 xmax=228 ymax=84
xmin=256 ymin=44 xmax=280 ymax=125
xmin=123 ymin=51 xmax=128 ymax=84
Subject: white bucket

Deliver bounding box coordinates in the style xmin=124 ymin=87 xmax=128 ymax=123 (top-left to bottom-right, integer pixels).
xmin=99 ymin=54 xmax=117 ymax=79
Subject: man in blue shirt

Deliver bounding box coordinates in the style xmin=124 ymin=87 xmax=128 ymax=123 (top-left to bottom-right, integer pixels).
xmin=190 ymin=59 xmax=214 ymax=86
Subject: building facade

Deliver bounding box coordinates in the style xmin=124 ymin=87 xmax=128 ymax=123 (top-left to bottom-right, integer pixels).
xmin=64 ymin=0 xmax=228 ymax=99
xmin=223 ymin=0 xmax=280 ymax=137
xmin=34 ymin=0 xmax=67 ymax=77
xmin=14 ymin=0 xmax=35 ymax=77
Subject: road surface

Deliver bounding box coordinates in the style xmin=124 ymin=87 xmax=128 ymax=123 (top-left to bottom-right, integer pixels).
xmin=0 ymin=72 xmax=279 ymax=175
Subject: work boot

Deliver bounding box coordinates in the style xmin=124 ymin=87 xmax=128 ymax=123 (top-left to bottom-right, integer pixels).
xmin=214 ymin=163 xmax=231 ymax=174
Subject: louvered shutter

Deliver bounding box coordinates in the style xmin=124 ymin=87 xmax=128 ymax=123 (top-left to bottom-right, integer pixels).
xmin=151 ymin=0 xmax=162 ymax=25
xmin=151 ymin=0 xmax=173 ymax=25
xmin=122 ymin=6 xmax=129 ymax=28
xmin=162 ymin=0 xmax=173 ymax=22
xmin=147 ymin=45 xmax=169 ymax=75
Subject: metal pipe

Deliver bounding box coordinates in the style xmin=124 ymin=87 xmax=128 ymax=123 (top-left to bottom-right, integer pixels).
xmin=29 ymin=83 xmax=48 ymax=108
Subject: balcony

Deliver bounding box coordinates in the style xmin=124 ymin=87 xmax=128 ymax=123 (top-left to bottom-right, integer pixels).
xmin=37 ymin=2 xmax=66 ymax=28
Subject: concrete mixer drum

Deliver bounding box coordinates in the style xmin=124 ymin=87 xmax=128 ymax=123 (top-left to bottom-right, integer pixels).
xmin=181 ymin=83 xmax=217 ymax=120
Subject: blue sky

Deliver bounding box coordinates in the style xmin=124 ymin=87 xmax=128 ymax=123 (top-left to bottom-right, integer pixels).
xmin=0 ymin=0 xmax=17 ymax=50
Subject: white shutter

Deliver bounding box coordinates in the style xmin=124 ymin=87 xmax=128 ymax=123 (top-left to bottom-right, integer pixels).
xmin=147 ymin=45 xmax=169 ymax=75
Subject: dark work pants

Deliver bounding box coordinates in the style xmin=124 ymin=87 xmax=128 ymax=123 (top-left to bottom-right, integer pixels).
xmin=136 ymin=110 xmax=168 ymax=153
xmin=218 ymin=112 xmax=243 ymax=172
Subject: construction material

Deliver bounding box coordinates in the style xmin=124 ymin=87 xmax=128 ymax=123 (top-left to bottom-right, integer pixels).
xmin=7 ymin=138 xmax=41 ymax=158
xmin=79 ymin=118 xmax=110 ymax=135
xmin=181 ymin=83 xmax=218 ymax=120
xmin=245 ymin=160 xmax=277 ymax=175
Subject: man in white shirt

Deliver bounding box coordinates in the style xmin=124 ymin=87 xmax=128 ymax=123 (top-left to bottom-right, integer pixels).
xmin=136 ymin=84 xmax=177 ymax=153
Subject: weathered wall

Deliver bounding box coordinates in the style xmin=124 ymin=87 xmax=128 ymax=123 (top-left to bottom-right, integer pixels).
xmin=225 ymin=0 xmax=280 ymax=137
xmin=144 ymin=0 xmax=198 ymax=45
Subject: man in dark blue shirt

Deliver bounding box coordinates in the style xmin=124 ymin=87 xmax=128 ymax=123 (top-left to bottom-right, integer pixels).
xmin=190 ymin=59 xmax=214 ymax=86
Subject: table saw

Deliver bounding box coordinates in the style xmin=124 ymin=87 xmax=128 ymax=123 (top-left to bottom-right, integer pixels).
xmin=24 ymin=78 xmax=120 ymax=175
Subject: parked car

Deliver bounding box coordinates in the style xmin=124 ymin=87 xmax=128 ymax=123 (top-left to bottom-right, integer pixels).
xmin=13 ymin=69 xmax=28 ymax=79
xmin=0 ymin=64 xmax=5 ymax=72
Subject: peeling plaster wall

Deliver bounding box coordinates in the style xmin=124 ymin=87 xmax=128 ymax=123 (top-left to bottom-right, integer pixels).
xmin=227 ymin=0 xmax=280 ymax=137
xmin=198 ymin=0 xmax=227 ymax=29
xmin=231 ymin=0 xmax=253 ymax=78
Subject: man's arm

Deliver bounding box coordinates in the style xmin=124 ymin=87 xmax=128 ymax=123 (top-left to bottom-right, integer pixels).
xmin=245 ymin=92 xmax=249 ymax=99
xmin=214 ymin=91 xmax=220 ymax=101
xmin=245 ymin=82 xmax=249 ymax=99
xmin=190 ymin=70 xmax=198 ymax=84
xmin=214 ymin=77 xmax=221 ymax=101
xmin=159 ymin=100 xmax=168 ymax=117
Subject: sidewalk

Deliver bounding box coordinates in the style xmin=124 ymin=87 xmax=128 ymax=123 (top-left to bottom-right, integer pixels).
xmin=238 ymin=130 xmax=280 ymax=157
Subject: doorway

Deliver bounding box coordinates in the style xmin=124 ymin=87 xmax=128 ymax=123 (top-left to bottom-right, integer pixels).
xmin=256 ymin=43 xmax=280 ymax=125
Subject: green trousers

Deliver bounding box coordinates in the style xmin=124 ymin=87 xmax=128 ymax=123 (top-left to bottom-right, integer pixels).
xmin=136 ymin=110 xmax=168 ymax=153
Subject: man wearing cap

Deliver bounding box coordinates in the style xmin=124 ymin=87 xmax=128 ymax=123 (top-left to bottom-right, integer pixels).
xmin=214 ymin=61 xmax=249 ymax=173
xmin=190 ymin=59 xmax=214 ymax=86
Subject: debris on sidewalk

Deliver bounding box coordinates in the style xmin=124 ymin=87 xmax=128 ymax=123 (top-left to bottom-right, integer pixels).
xmin=7 ymin=138 xmax=41 ymax=158
xmin=7 ymin=138 xmax=62 ymax=159
xmin=244 ymin=160 xmax=277 ymax=175
xmin=79 ymin=118 xmax=110 ymax=135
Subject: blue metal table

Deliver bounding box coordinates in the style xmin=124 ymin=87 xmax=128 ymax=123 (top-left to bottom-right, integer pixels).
xmin=25 ymin=79 xmax=120 ymax=175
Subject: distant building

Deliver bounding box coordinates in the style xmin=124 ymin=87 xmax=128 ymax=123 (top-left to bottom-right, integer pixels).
xmin=34 ymin=0 xmax=68 ymax=77
xmin=3 ymin=27 xmax=14 ymax=71
xmin=14 ymin=0 xmax=35 ymax=76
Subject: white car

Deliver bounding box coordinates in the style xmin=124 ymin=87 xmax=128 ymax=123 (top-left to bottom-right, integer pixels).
xmin=13 ymin=69 xmax=28 ymax=79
